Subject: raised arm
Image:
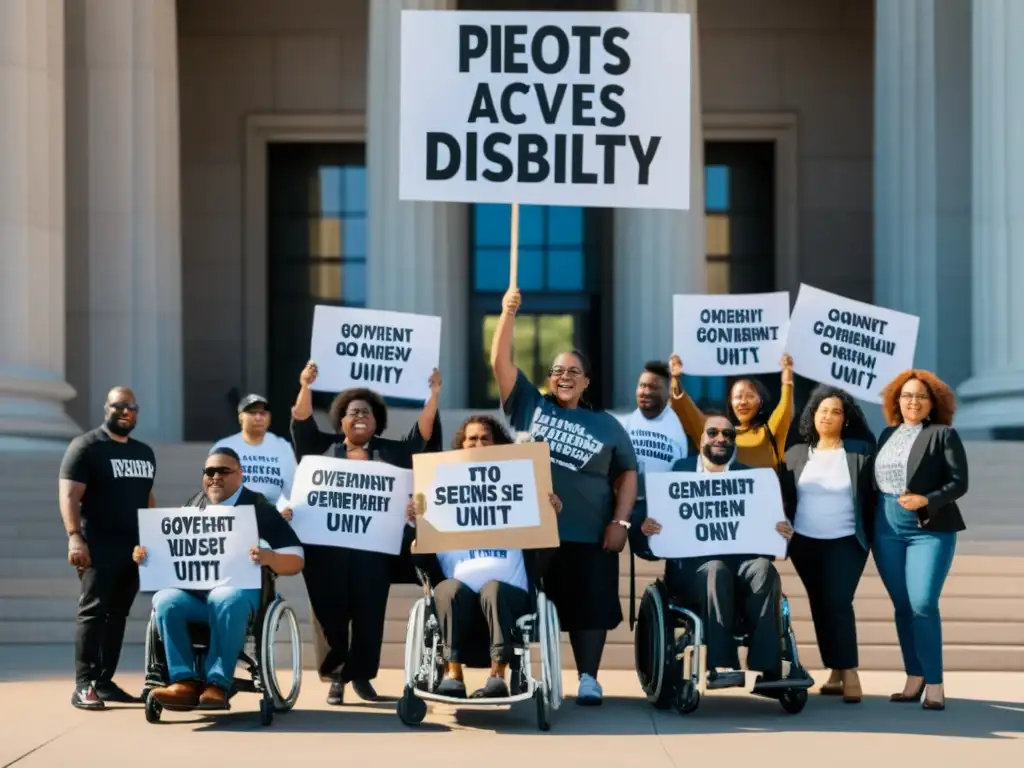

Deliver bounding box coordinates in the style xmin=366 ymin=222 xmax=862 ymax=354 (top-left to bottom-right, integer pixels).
xmin=768 ymin=355 xmax=796 ymax=454
xmin=417 ymin=369 xmax=442 ymax=444
xmin=290 ymin=361 xmax=335 ymax=457
xmin=490 ymin=288 xmax=521 ymax=403
xmin=668 ymin=354 xmax=707 ymax=446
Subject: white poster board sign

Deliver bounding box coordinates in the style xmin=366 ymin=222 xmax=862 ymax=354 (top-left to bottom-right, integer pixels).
xmin=309 ymin=305 xmax=441 ymax=401
xmin=399 ymin=10 xmax=692 ymax=210
xmin=288 ymin=456 xmax=413 ymax=555
xmin=138 ymin=506 xmax=262 ymax=592
xmin=784 ymin=284 xmax=919 ymax=403
xmin=424 ymin=458 xmax=541 ymax=533
xmin=644 ymin=469 xmax=787 ymax=560
xmin=672 ymin=292 xmax=790 ymax=375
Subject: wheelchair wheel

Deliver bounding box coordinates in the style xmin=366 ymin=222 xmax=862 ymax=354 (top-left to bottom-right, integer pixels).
xmin=259 ymin=697 xmax=274 ymax=726
xmin=779 ymin=688 xmax=808 ymax=714
xmin=403 ymin=598 xmax=427 ymax=689
xmin=538 ymin=592 xmax=562 ymax=711
xmin=635 ymin=583 xmax=675 ymax=710
xmin=674 ymin=680 xmax=700 ymax=715
xmin=397 ymin=685 xmax=427 ymax=727
xmin=259 ymin=599 xmax=302 ymax=712
xmin=144 ymin=695 xmax=162 ymax=724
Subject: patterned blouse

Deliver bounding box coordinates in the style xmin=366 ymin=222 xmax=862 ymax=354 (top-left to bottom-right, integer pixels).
xmin=873 ymin=422 xmax=924 ymax=495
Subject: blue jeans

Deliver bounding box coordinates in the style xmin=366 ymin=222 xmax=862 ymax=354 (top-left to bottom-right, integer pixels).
xmin=152 ymin=587 xmax=262 ymax=690
xmin=872 ymin=494 xmax=956 ymax=684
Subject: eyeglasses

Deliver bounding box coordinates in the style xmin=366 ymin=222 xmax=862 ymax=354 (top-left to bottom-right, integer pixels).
xmin=706 ymin=427 xmax=737 ymax=439
xmin=549 ymin=367 xmax=584 ymax=378
xmin=203 ymin=466 xmax=235 ymax=477
xmin=107 ymin=402 xmax=139 ymax=412
xmin=899 ymin=393 xmax=930 ymax=402
xmin=345 ymin=407 xmax=373 ymax=418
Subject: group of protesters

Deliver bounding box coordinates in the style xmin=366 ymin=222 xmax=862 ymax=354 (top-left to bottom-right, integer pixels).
xmin=60 ymin=285 xmax=968 ymax=714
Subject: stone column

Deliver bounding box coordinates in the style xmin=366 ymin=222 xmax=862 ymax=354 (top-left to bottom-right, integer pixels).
xmin=873 ymin=0 xmax=972 ymax=390
xmin=367 ymin=0 xmax=468 ymax=409
xmin=956 ymin=0 xmax=1024 ymax=433
xmin=612 ymin=0 xmax=705 ymax=408
xmin=65 ymin=0 xmax=183 ymax=441
xmin=0 ymin=0 xmax=80 ymax=448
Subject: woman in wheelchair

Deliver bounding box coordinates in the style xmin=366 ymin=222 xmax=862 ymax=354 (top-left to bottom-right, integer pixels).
xmin=135 ymin=448 xmax=304 ymax=710
xmin=632 ymin=413 xmax=812 ymax=704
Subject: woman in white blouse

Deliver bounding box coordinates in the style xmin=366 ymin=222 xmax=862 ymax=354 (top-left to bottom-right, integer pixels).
xmin=870 ymin=370 xmax=968 ymax=712
xmin=777 ymin=385 xmax=876 ymax=704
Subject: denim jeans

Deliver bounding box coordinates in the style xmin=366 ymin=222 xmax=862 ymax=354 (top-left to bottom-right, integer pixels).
xmin=152 ymin=586 xmax=262 ymax=690
xmin=872 ymin=494 xmax=956 ymax=684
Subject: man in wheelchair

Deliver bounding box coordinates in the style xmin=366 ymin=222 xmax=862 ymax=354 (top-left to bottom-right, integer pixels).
xmin=632 ymin=413 xmax=812 ymax=694
xmin=133 ymin=447 xmax=304 ymax=710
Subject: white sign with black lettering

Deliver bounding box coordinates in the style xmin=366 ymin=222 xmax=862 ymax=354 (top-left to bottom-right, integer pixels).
xmin=644 ymin=469 xmax=787 ymax=560
xmin=137 ymin=506 xmax=262 ymax=592
xmin=425 ymin=459 xmax=541 ymax=533
xmin=673 ymin=292 xmax=791 ymax=375
xmin=399 ymin=10 xmax=692 ymax=210
xmin=784 ymin=284 xmax=920 ymax=403
xmin=288 ymin=456 xmax=413 ymax=555
xmin=310 ymin=305 xmax=442 ymax=401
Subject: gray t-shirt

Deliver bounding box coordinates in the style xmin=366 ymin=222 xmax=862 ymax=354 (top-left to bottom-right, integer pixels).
xmin=502 ymin=370 xmax=638 ymax=544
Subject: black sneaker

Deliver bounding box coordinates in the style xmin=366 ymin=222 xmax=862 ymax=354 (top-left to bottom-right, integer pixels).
xmin=94 ymin=681 xmax=142 ymax=704
xmin=326 ymin=681 xmax=344 ymax=706
xmin=71 ymin=684 xmax=105 ymax=710
xmin=351 ymin=679 xmax=379 ymax=702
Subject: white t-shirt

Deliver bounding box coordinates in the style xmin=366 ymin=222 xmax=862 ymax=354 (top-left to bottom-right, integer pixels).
xmin=212 ymin=432 xmax=297 ymax=512
xmin=794 ymin=447 xmax=856 ymax=540
xmin=618 ymin=407 xmax=689 ymax=498
xmin=436 ymin=549 xmax=528 ymax=593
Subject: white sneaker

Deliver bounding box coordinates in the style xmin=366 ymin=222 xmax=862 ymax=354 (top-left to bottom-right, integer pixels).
xmin=576 ymin=673 xmax=603 ymax=706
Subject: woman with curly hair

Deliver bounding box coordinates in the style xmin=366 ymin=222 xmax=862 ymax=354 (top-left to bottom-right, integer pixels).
xmin=288 ymin=360 xmax=443 ymax=706
xmin=872 ymin=369 xmax=968 ymax=711
xmin=777 ymin=385 xmax=877 ymax=703
xmin=667 ymin=352 xmax=795 ymax=471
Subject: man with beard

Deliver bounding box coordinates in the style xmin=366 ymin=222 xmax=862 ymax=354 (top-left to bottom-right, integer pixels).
xmin=635 ymin=412 xmax=800 ymax=693
xmin=59 ymin=386 xmax=157 ymax=709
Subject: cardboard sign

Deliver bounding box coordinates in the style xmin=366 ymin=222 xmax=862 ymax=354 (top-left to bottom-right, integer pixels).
xmin=672 ymin=292 xmax=791 ymax=375
xmin=309 ymin=305 xmax=441 ymax=401
xmin=399 ymin=10 xmax=692 ymax=210
xmin=412 ymin=442 xmax=559 ymax=553
xmin=644 ymin=469 xmax=787 ymax=560
xmin=288 ymin=456 xmax=413 ymax=556
xmin=137 ymin=506 xmax=262 ymax=592
xmin=784 ymin=284 xmax=919 ymax=403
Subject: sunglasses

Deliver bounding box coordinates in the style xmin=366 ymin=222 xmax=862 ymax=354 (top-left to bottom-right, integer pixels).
xmin=706 ymin=427 xmax=737 ymax=440
xmin=203 ymin=466 xmax=235 ymax=478
xmin=108 ymin=402 xmax=139 ymax=412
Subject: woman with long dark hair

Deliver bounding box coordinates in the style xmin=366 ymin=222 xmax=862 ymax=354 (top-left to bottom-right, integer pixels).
xmin=490 ymin=287 xmax=638 ymax=706
xmin=777 ymin=385 xmax=876 ymax=703
xmin=667 ymin=353 xmax=794 ymax=471
xmin=288 ymin=360 xmax=442 ymax=705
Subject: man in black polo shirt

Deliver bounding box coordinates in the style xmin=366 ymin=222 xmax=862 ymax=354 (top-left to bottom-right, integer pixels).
xmin=59 ymin=386 xmax=157 ymax=709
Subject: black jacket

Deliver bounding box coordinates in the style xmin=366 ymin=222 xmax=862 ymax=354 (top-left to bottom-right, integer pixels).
xmin=871 ymin=422 xmax=968 ymax=532
xmin=780 ymin=438 xmax=876 ymax=550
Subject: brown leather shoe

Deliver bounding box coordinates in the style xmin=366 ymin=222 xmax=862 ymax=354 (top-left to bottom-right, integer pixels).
xmin=198 ymin=685 xmax=229 ymax=710
xmin=150 ymin=680 xmax=202 ymax=708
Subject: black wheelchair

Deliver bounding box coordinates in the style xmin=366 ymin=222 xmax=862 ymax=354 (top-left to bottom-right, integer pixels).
xmin=139 ymin=568 xmax=303 ymax=726
xmin=397 ymin=557 xmax=563 ymax=731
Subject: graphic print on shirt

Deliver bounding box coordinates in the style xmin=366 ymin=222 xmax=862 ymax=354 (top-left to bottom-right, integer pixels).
xmin=627 ymin=428 xmax=685 ymax=473
xmin=529 ymin=405 xmax=605 ymax=472
xmin=110 ymin=459 xmax=156 ymax=479
xmin=469 ymin=549 xmax=508 ymax=559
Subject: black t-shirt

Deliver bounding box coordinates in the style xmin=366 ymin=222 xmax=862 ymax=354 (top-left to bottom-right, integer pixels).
xmin=59 ymin=427 xmax=157 ymax=544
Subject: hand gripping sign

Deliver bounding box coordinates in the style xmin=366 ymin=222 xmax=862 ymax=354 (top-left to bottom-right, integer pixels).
xmin=411 ymin=441 xmax=559 ymax=553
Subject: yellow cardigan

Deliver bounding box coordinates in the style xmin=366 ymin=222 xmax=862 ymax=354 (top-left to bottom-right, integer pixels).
xmin=669 ymin=381 xmax=794 ymax=470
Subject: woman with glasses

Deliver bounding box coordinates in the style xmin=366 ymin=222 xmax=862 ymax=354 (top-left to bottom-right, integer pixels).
xmin=872 ymin=370 xmax=968 ymax=711
xmin=667 ymin=353 xmax=794 ymax=472
xmin=287 ymin=361 xmax=443 ymax=705
xmin=490 ymin=287 xmax=638 ymax=706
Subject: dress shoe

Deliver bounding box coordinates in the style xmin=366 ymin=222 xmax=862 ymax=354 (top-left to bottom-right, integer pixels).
xmin=890 ymin=680 xmax=925 ymax=703
xmin=922 ymin=698 xmax=946 ymax=711
xmin=351 ymin=679 xmax=379 ymax=702
xmin=326 ymin=681 xmax=344 ymax=706
xmin=71 ymin=684 xmax=105 ymax=710
xmin=151 ymin=680 xmax=202 ymax=708
xmin=198 ymin=685 xmax=230 ymax=710
xmin=94 ymin=681 xmax=142 ymax=704
xmin=820 ymin=669 xmax=843 ymax=696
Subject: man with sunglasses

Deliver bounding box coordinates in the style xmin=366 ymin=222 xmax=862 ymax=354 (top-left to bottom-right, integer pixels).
xmin=137 ymin=447 xmax=304 ymax=710
xmin=636 ymin=412 xmax=800 ymax=693
xmin=59 ymin=387 xmax=157 ymax=709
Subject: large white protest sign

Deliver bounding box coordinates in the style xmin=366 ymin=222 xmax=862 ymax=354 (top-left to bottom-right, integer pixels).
xmin=399 ymin=11 xmax=691 ymax=210
xmin=137 ymin=506 xmax=262 ymax=592
xmin=310 ymin=305 xmax=441 ymax=401
xmin=673 ymin=292 xmax=790 ymax=375
xmin=288 ymin=456 xmax=412 ymax=555
xmin=425 ymin=458 xmax=541 ymax=533
xmin=644 ymin=469 xmax=787 ymax=560
xmin=784 ymin=284 xmax=919 ymax=403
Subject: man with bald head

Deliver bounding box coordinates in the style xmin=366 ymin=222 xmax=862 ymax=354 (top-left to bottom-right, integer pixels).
xmin=59 ymin=386 xmax=157 ymax=709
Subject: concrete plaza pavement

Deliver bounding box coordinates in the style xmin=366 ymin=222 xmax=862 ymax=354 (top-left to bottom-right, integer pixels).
xmin=1 ymin=647 xmax=1022 ymax=767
